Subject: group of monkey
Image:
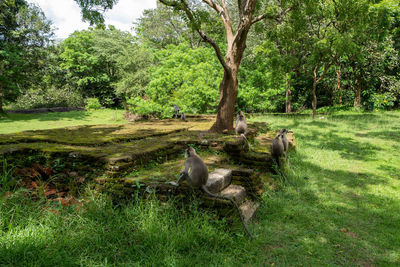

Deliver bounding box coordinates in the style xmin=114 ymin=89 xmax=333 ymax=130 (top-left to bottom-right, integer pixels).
xmin=168 ymin=110 xmax=290 ymax=238
xmin=173 ymin=104 xmax=186 ymax=120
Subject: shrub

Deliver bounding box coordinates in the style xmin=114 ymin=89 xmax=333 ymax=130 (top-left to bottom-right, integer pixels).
xmin=12 ymin=87 xmax=84 ymax=110
xmin=86 ymin=98 xmax=102 ymax=110
xmin=127 ymin=97 xmax=171 ymax=119
xmin=370 ymin=93 xmax=396 ymax=110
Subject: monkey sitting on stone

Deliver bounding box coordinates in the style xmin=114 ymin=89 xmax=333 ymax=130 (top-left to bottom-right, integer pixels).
xmin=169 ymin=147 xmax=253 ymax=238
xmin=271 ymin=128 xmax=289 ymax=168
xmin=235 ymin=110 xmax=251 ymax=151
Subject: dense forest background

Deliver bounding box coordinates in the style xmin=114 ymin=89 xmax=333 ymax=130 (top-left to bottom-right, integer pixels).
xmin=1 ymin=0 xmax=399 ymax=116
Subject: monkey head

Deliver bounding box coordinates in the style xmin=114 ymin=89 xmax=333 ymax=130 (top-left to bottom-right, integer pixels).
xmin=237 ymin=110 xmax=245 ymax=120
xmin=185 ymin=147 xmax=196 ymax=158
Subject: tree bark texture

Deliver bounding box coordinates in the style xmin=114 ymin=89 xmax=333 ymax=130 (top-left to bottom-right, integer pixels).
xmin=285 ymin=78 xmax=292 ymax=113
xmin=335 ymin=66 xmax=342 ymax=105
xmin=354 ymin=80 xmax=362 ymax=108
xmin=312 ymin=80 xmax=317 ymax=118
xmin=211 ymin=68 xmax=238 ymax=132
xmin=0 ymin=91 xmax=3 ymax=113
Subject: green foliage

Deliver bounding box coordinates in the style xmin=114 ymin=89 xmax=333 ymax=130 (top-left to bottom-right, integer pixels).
xmin=238 ymin=42 xmax=286 ymax=112
xmin=134 ymin=4 xmax=198 ymax=48
xmin=60 ymin=28 xmax=116 ymax=107
xmin=145 ymin=43 xmax=221 ymax=114
xmin=11 ymin=87 xmax=84 ymax=109
xmin=0 ymin=1 xmax=54 ymax=110
xmin=2 ymin=0 xmax=400 ymax=115
xmin=370 ymin=92 xmax=397 ymax=110
xmin=85 ymin=98 xmax=102 ymax=110
xmin=126 ymin=97 xmax=167 ymax=118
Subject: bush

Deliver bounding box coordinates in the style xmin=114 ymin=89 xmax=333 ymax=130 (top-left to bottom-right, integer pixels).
xmin=370 ymin=93 xmax=396 ymax=110
xmin=86 ymin=98 xmax=102 ymax=110
xmin=127 ymin=97 xmax=171 ymax=119
xmin=11 ymin=87 xmax=85 ymax=110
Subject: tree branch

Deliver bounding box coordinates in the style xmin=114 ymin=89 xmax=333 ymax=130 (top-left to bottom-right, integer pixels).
xmin=202 ymin=0 xmax=233 ymax=40
xmin=251 ymin=6 xmax=292 ymax=25
xmin=158 ymin=0 xmax=231 ymax=73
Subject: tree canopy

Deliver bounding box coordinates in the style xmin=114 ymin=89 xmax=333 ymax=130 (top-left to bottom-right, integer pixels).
xmin=0 ymin=0 xmax=398 ymax=116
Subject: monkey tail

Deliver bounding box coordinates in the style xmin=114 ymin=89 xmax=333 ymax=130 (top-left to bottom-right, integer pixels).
xmin=240 ymin=133 xmax=252 ymax=151
xmin=201 ymin=185 xmax=254 ymax=238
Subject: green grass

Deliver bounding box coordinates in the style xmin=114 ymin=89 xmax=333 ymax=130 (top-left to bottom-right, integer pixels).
xmin=0 ymin=109 xmax=126 ymax=134
xmin=1 ymin=110 xmax=400 ymax=266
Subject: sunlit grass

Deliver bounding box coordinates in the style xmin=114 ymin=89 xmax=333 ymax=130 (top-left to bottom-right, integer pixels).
xmin=0 ymin=110 xmax=399 ymax=266
xmin=0 ymin=109 xmax=125 ymax=134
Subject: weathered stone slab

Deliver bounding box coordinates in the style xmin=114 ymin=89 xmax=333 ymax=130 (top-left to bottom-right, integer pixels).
xmin=206 ymin=168 xmax=232 ymax=193
xmin=239 ymin=200 xmax=259 ymax=222
xmin=220 ymin=185 xmax=246 ymax=204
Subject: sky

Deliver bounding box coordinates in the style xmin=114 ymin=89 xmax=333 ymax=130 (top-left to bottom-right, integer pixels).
xmin=27 ymin=0 xmax=157 ymax=39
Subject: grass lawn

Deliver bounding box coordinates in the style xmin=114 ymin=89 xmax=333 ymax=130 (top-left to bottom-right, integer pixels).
xmin=0 ymin=109 xmax=126 ymax=134
xmin=1 ymin=110 xmax=400 ymax=266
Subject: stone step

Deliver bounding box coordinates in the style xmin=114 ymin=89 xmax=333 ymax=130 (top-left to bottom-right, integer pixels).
xmin=239 ymin=200 xmax=259 ymax=222
xmin=220 ymin=184 xmax=246 ymax=205
xmin=205 ymin=168 xmax=232 ymax=193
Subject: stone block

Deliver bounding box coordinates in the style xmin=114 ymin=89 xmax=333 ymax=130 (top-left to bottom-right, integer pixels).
xmin=206 ymin=168 xmax=232 ymax=193
xmin=239 ymin=200 xmax=259 ymax=222
xmin=220 ymin=184 xmax=246 ymax=204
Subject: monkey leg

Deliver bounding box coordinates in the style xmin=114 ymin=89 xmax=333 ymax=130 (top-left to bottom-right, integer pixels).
xmin=168 ymin=172 xmax=188 ymax=186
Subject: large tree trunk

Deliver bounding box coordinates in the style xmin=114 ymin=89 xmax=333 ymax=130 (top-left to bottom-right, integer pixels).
xmin=354 ymin=80 xmax=362 ymax=108
xmin=0 ymin=91 xmax=4 ymax=114
xmin=209 ymin=22 xmax=251 ymax=132
xmin=210 ymin=68 xmax=238 ymax=132
xmin=312 ymin=80 xmax=317 ymax=118
xmin=335 ymin=66 xmax=342 ymax=105
xmin=285 ymin=77 xmax=292 ymax=113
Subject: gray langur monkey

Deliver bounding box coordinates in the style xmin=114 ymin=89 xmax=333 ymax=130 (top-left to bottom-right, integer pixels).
xmin=235 ymin=111 xmax=251 ymax=151
xmin=271 ymin=128 xmax=289 ymax=168
xmin=173 ymin=104 xmax=180 ymax=118
xmin=181 ymin=112 xmax=186 ymax=121
xmin=169 ymin=147 xmax=253 ymax=238
xmin=280 ymin=128 xmax=289 ymax=155
xmin=271 ymin=133 xmax=284 ymax=168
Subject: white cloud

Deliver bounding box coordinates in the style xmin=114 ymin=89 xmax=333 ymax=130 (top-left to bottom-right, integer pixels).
xmin=27 ymin=0 xmax=157 ymax=39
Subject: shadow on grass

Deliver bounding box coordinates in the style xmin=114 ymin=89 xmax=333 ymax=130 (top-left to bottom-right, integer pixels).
xmin=257 ymin=153 xmax=399 ymax=266
xmin=378 ymin=164 xmax=400 ymax=179
xmin=0 ymin=111 xmax=92 ymax=123
xmin=0 ymin=195 xmax=250 ymax=266
xmin=356 ymin=130 xmax=400 ymax=143
xmin=296 ymin=130 xmax=381 ymax=161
